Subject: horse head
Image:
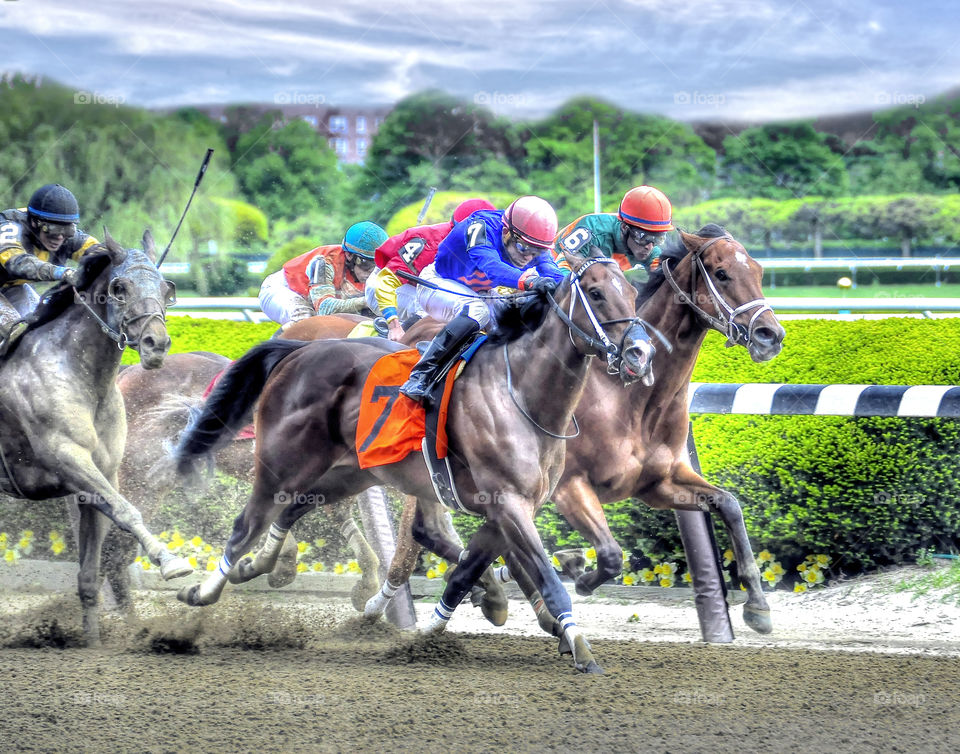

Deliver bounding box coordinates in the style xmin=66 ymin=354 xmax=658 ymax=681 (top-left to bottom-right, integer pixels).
xmin=98 ymin=228 xmax=176 ymax=369
xmin=661 ymin=225 xmax=784 ymax=362
xmin=560 ymin=248 xmax=654 ymax=385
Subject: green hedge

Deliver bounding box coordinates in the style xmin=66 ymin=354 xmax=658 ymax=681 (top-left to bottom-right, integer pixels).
xmin=93 ymin=319 xmax=960 ymax=575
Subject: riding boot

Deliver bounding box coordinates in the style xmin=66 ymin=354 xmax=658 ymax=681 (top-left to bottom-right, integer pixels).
xmin=401 ymin=314 xmax=480 ymax=404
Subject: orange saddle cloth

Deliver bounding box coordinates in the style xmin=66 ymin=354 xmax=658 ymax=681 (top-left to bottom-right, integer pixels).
xmin=356 ymin=349 xmax=460 ymax=469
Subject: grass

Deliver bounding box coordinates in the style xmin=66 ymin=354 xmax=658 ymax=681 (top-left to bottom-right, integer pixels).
xmin=766 ymin=283 xmax=960 ymax=298
xmin=893 ymin=559 xmax=960 ymax=605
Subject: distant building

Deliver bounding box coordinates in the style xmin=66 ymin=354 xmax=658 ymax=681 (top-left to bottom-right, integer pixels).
xmin=195 ymin=103 xmax=392 ymax=164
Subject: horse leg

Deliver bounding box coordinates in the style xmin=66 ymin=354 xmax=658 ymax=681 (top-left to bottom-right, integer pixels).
xmin=411 ymin=497 xmax=508 ymax=626
xmin=100 ymin=526 xmax=137 ymax=612
xmin=643 ymin=466 xmax=772 ymax=635
xmin=228 ymin=501 xmax=317 ymax=585
xmin=496 ymin=550 xmax=564 ymax=641
xmin=329 ymin=499 xmax=381 ymax=611
xmin=365 ymin=494 xmax=422 ymax=618
xmin=553 ymin=476 xmax=624 ymax=595
xmin=76 ymin=504 xmax=110 ymax=647
xmin=177 ymin=486 xmax=280 ymax=606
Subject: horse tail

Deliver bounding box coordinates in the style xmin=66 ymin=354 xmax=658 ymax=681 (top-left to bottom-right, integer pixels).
xmin=171 ymin=339 xmax=310 ymax=474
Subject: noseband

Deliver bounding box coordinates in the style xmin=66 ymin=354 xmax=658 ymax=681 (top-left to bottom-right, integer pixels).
xmin=661 ymin=235 xmax=773 ymax=348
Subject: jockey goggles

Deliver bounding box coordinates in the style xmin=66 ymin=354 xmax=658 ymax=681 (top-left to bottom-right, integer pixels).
xmin=346 ymin=252 xmax=376 ymax=271
xmin=37 ymin=220 xmax=77 ymax=238
xmin=627 ymin=226 xmax=664 ymax=248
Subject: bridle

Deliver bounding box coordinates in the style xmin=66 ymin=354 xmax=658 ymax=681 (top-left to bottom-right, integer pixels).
xmin=72 ymin=262 xmax=173 ymax=350
xmin=661 ymin=235 xmax=773 ymax=348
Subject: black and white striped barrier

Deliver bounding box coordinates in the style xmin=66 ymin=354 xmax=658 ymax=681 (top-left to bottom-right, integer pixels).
xmin=680 ymin=382 xmax=960 ymax=644
xmin=688 ymin=383 xmax=960 ymax=417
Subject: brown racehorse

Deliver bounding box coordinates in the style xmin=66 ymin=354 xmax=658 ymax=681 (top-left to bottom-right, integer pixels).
xmin=170 ymin=251 xmax=652 ymax=673
xmin=103 ymin=315 xmax=382 ymax=611
xmin=364 ymin=225 xmax=784 ymax=637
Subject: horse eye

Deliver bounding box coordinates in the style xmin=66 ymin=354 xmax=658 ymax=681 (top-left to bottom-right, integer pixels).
xmin=589 ymin=288 xmax=604 ymax=302
xmin=715 ymin=269 xmax=729 ymax=282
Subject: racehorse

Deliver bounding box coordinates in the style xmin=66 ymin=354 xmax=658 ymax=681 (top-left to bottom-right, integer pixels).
xmin=170 ymin=250 xmax=651 ymax=673
xmin=0 ymin=230 xmax=190 ymax=645
xmin=103 ymin=315 xmax=386 ymax=611
xmin=365 ymin=225 xmax=784 ymax=637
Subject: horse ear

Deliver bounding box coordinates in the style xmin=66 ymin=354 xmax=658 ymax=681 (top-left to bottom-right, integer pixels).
xmin=678 ymin=229 xmax=702 ymax=253
xmin=102 ymin=227 xmax=128 ymax=264
xmin=142 ymin=229 xmax=157 ymax=263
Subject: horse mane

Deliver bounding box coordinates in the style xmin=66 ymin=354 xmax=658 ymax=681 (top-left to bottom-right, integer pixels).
xmin=636 ymin=223 xmax=728 ymax=305
xmin=485 ymin=275 xmax=569 ymax=345
xmin=3 ymin=248 xmax=113 ymax=356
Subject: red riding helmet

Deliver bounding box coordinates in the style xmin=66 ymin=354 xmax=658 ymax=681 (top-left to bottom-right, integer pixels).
xmin=618 ymin=186 xmax=675 ymax=231
xmin=452 ymin=198 xmax=496 ymax=224
xmin=502 ymin=195 xmax=558 ymax=249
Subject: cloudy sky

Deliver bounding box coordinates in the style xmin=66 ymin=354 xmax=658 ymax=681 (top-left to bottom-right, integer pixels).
xmin=2 ymin=0 xmax=957 ymax=121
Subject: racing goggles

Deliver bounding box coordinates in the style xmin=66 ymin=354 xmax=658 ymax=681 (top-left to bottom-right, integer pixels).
xmin=347 ymin=252 xmax=376 ymax=271
xmin=38 ymin=220 xmax=77 ymax=238
xmin=627 ymin=226 xmax=664 ymax=247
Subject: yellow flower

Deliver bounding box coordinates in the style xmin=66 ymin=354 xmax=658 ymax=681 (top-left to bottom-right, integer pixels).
xmin=347 ymin=560 xmax=360 ymax=573
xmin=426 ymin=568 xmax=437 ymax=579
xmin=51 ymin=541 xmax=65 ymax=555
xmin=723 ymin=549 xmax=733 ymax=563
xmin=641 ymin=568 xmax=656 ymax=582
xmin=158 ymin=531 xmax=169 ymax=541
xmin=49 ymin=531 xmax=62 ymax=542
xmin=334 ymin=563 xmax=345 ymax=574
xmin=297 ymin=541 xmax=308 ymax=554
xmin=191 ymin=536 xmax=203 ymax=547
xmin=682 ymin=572 xmax=693 ymax=583
xmin=21 ymin=530 xmax=34 ymax=539
xmin=437 ymin=561 xmax=448 ymax=575
xmin=653 ymin=564 xmax=664 ymax=575
xmin=206 ymin=558 xmax=218 ymax=571
xmin=4 ymin=549 xmax=17 ymax=563
xmin=585 ymin=547 xmax=597 ymax=560
xmin=141 ymin=560 xmax=151 ymax=570
xmin=797 ymin=563 xmax=807 ymax=572
xmin=167 ymin=541 xmax=178 ymax=551
xmin=757 ymin=550 xmax=772 ymax=563
xmin=551 ymin=555 xmax=561 ymax=568
xmin=815 ymin=554 xmax=830 ymax=567
xmin=313 ymin=538 xmax=326 ymax=548
xmin=740 ymin=583 xmax=747 ymax=591
xmin=662 ymin=562 xmax=678 ymax=575
xmin=188 ymin=556 xmax=198 ymax=569
xmin=623 ymin=574 xmax=635 ymax=585
xmin=296 ymin=562 xmax=307 ymax=573
xmin=804 ymin=570 xmax=819 ymax=584
xmin=794 ymin=583 xmax=807 ymax=593
xmin=659 ymin=577 xmax=674 ymax=588
xmin=772 ymin=563 xmax=784 ymax=576
xmin=203 ymin=544 xmax=213 ymax=553
xmin=312 ymin=562 xmax=324 ymax=572
xmin=762 ymin=569 xmax=777 ymax=583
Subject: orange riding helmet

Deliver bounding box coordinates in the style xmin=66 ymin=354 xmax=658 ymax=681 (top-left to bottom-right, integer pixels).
xmin=618 ymin=186 xmax=675 ymax=232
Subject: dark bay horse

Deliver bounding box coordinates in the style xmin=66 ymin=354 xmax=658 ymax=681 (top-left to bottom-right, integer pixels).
xmin=170 ymin=251 xmax=651 ymax=672
xmin=105 ymin=340 xmax=381 ymax=611
xmin=365 ymin=226 xmax=784 ymax=637
xmin=0 ymin=230 xmax=190 ymax=645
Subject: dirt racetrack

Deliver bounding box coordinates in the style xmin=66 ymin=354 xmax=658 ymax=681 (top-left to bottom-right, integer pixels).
xmin=2 ymin=587 xmax=959 ymax=753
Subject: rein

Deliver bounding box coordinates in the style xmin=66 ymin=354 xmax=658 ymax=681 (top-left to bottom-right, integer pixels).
xmin=661 ymin=235 xmax=773 ymax=348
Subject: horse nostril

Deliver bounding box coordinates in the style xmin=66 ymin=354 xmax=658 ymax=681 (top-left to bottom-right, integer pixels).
xmin=141 ymin=335 xmax=156 ymax=350
xmin=754 ymin=327 xmax=778 ymax=346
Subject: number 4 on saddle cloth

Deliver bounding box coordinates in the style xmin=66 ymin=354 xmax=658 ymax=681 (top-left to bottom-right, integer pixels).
xmin=356 ymin=335 xmax=487 ymax=512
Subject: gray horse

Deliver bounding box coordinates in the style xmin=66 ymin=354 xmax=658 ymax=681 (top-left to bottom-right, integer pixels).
xmin=0 ymin=230 xmax=192 ymax=645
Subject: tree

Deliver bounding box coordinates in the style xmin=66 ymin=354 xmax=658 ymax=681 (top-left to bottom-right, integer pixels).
xmin=719 ymin=122 xmax=849 ymax=200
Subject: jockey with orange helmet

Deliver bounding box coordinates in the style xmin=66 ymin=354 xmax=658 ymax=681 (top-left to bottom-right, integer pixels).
xmin=365 ymin=198 xmax=495 ymax=341
xmin=401 ymin=195 xmax=564 ymax=404
xmin=554 ymin=185 xmax=674 ymax=281
xmin=258 ymin=221 xmax=387 ymax=326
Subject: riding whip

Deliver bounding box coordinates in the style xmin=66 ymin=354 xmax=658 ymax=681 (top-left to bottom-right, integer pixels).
xmin=416 ymin=187 xmax=438 ymax=225
xmin=157 ymin=148 xmax=214 ymax=267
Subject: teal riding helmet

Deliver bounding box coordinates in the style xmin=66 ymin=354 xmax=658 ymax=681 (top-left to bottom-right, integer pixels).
xmin=342 ymin=221 xmax=388 ymax=259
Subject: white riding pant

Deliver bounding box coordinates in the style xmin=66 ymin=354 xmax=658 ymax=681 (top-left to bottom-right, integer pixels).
xmin=364 ymin=268 xmax=422 ymax=322
xmin=415 ymin=263 xmax=493 ymax=328
xmin=258 ymin=270 xmax=312 ymax=325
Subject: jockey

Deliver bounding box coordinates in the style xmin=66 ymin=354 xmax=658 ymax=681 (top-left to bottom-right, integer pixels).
xmin=366 ymin=198 xmax=496 ymax=341
xmin=401 ymin=195 xmax=564 ymax=404
xmin=0 ymin=184 xmax=99 ymax=340
xmin=554 ymin=185 xmax=674 ymax=282
xmin=259 ymin=221 xmax=388 ymax=326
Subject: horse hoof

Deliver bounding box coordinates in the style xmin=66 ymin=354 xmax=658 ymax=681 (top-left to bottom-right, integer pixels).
xmin=176 ymin=584 xmax=212 ymax=607
xmin=557 ymin=634 xmax=573 ymax=656
xmin=553 ymin=549 xmax=586 ymax=580
xmin=574 ymin=578 xmax=595 ymax=597
xmin=160 ymin=557 xmax=193 ymax=581
xmin=350 ymin=580 xmax=379 ymax=612
xmin=228 ymin=558 xmax=252 ymax=585
xmin=577 ymin=660 xmax=604 ymax=675
xmin=538 ymin=611 xmax=562 ymax=638
xmin=743 ymin=605 xmax=773 ymax=634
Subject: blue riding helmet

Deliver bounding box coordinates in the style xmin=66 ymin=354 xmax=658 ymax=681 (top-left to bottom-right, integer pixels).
xmin=342 ymin=221 xmax=388 ymax=260
xmin=28 ymin=183 xmax=80 ymax=223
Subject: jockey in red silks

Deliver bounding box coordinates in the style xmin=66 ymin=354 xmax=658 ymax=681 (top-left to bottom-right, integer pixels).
xmin=364 ymin=198 xmax=495 ymax=341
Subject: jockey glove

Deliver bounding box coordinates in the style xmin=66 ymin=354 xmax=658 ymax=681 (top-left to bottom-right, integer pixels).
xmin=61 ymin=268 xmax=80 ymax=287
xmin=529 ymin=276 xmax=558 ymax=295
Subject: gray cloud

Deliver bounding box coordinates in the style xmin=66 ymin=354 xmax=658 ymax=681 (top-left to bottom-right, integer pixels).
xmin=1 ymin=0 xmax=956 ymax=121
